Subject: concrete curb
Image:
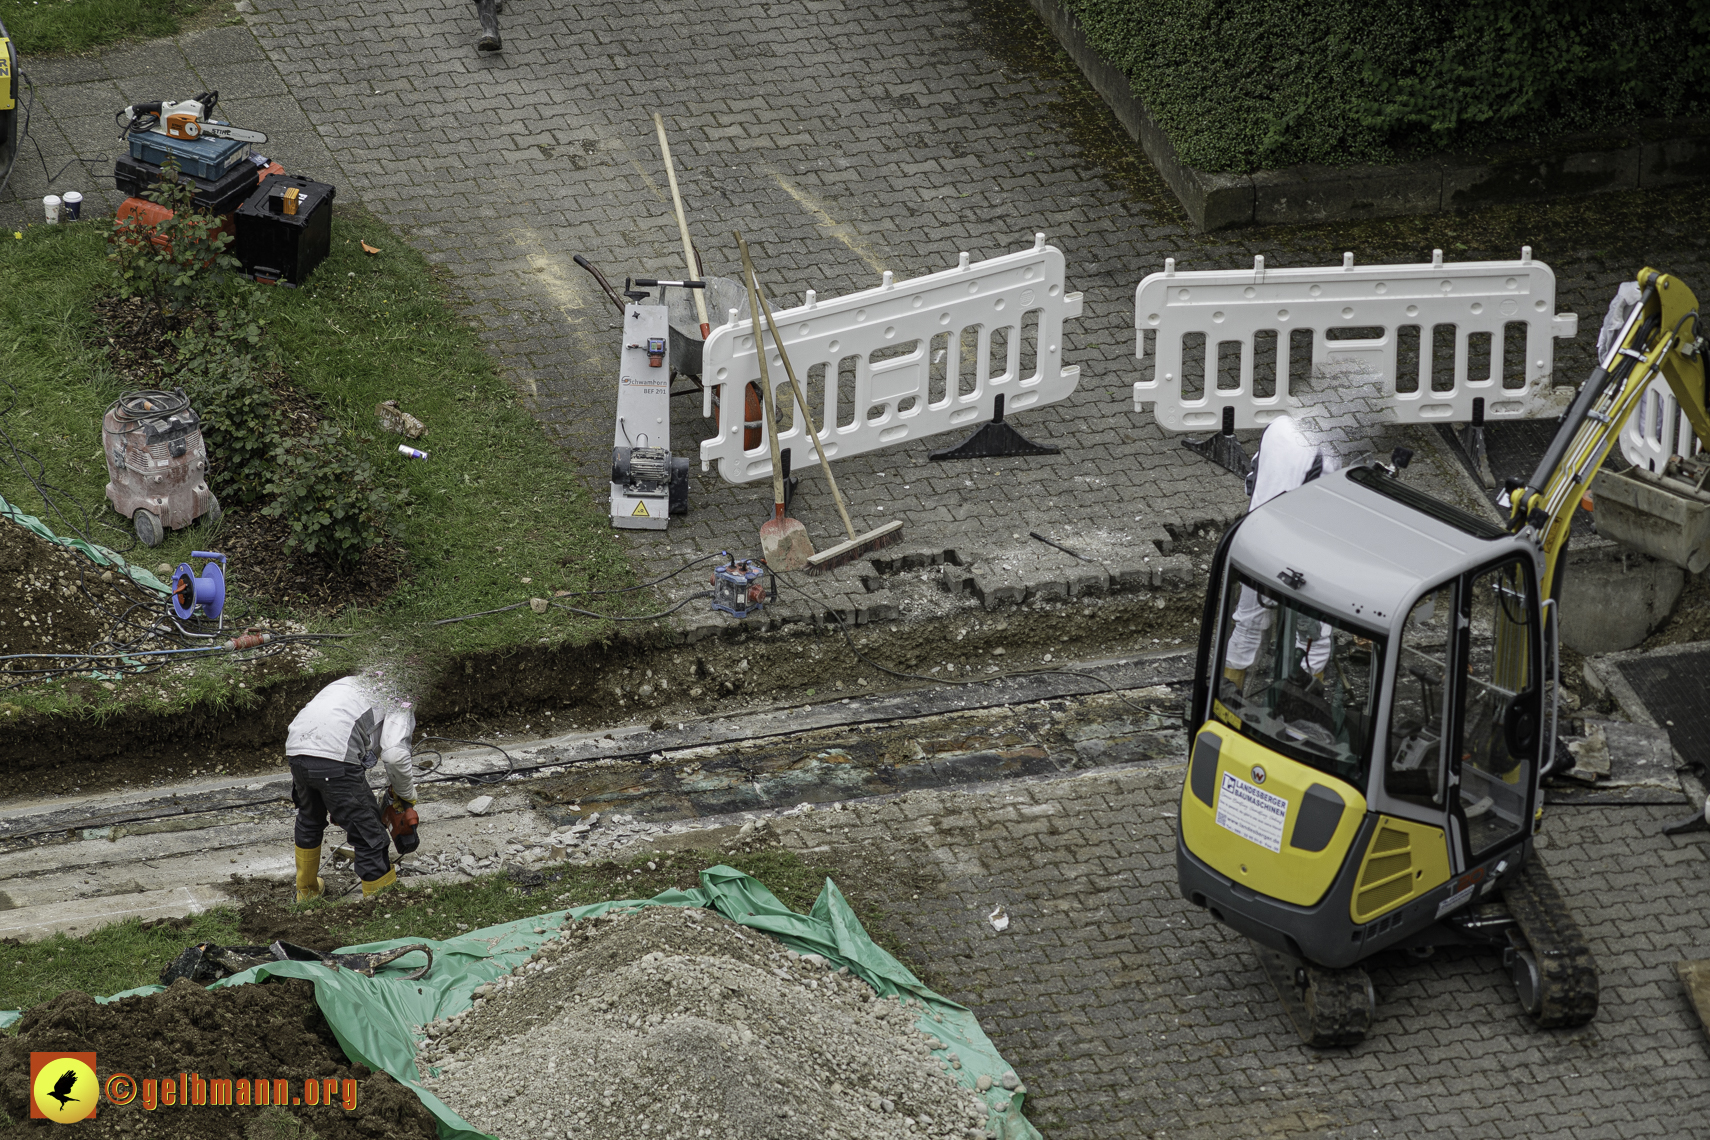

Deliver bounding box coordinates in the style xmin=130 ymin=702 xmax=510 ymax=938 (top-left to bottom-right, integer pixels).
xmin=1022 ymin=0 xmax=1710 ymax=230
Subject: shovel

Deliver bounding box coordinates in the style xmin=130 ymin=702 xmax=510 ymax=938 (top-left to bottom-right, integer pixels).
xmin=750 ymin=274 xmax=903 ymax=572
xmin=736 ymin=232 xmax=813 ymax=571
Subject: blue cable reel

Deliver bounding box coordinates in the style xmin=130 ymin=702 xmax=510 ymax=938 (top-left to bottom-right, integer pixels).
xmin=170 ymin=550 xmax=227 ymax=628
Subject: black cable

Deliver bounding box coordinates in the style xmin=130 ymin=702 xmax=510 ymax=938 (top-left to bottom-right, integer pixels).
xmin=562 ymin=551 xmax=722 ymax=596
xmin=431 ymin=601 xmax=529 ymax=626
xmin=0 ymin=68 xmax=31 ymax=205
xmin=549 ymin=591 xmax=711 ymax=621
xmin=420 ymin=736 xmax=516 ymax=785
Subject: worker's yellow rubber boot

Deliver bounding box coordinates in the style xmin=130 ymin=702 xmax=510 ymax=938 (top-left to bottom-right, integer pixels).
xmin=1223 ymin=666 xmax=1247 ymax=690
xmin=294 ymin=846 xmax=325 ymax=903
xmin=360 ymin=867 xmax=397 ymax=899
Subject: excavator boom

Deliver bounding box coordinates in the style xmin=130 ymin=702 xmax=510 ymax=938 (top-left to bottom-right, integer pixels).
xmin=1511 ymin=269 xmax=1710 ymax=591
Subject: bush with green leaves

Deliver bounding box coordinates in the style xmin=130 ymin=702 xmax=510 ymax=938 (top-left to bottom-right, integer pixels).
xmin=1060 ymin=0 xmax=1710 ymax=171
xmin=107 ymin=157 xmax=240 ymax=312
xmin=174 ymin=305 xmax=278 ymax=505
xmin=263 ymin=423 xmax=393 ymax=569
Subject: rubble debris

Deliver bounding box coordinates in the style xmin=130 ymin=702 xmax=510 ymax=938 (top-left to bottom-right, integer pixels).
xmin=374 ymin=399 xmax=426 ymax=438
xmin=466 ymin=795 xmax=494 ymax=816
xmin=416 ymin=906 xmax=994 ymax=1140
xmin=1677 ymin=960 xmax=1710 ymax=1037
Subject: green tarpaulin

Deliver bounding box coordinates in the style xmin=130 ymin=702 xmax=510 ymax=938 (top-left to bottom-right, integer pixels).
xmin=2 ymin=866 xmax=1040 ymax=1140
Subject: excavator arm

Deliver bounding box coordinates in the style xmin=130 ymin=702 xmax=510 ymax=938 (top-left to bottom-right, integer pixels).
xmin=1509 ymin=268 xmax=1710 ymax=596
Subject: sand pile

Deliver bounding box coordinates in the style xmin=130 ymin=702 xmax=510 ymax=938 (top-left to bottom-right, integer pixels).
xmin=415 ymin=906 xmax=993 ymax=1140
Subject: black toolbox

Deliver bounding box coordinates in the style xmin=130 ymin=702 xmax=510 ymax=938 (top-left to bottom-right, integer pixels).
xmin=114 ymin=153 xmax=262 ymax=216
xmin=234 ymin=174 xmax=335 ymax=287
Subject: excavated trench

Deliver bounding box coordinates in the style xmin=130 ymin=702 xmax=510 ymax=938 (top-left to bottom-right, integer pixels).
xmin=0 ymin=579 xmax=1207 ymax=799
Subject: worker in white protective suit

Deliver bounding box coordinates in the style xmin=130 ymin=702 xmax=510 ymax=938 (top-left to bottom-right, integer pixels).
xmin=1223 ymin=415 xmax=1337 ymax=690
xmin=286 ymin=676 xmax=418 ymax=901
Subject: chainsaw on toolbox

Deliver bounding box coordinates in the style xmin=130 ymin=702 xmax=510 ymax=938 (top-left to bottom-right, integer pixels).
xmin=120 ymin=90 xmax=268 ymax=144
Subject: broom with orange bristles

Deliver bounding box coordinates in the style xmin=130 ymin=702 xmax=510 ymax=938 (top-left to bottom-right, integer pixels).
xmin=748 ymin=261 xmax=903 ymax=574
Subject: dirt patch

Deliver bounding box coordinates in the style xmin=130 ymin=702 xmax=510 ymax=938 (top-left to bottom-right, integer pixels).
xmin=0 ymin=519 xmax=167 ymax=670
xmin=417 ymin=906 xmax=992 ymax=1140
xmin=0 ymin=977 xmax=436 ymax=1139
xmin=208 ymin=505 xmax=407 ymax=616
xmin=235 ymin=899 xmax=340 ymax=951
xmin=1643 ymin=571 xmax=1710 ymax=648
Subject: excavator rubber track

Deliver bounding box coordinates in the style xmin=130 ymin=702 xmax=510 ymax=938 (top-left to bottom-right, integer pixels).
xmin=1251 ymin=940 xmax=1375 ymax=1047
xmin=1499 ymin=854 xmax=1599 ymax=1028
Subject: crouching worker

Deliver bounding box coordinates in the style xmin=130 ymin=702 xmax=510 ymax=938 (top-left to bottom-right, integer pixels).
xmin=286 ymin=676 xmax=418 ymax=902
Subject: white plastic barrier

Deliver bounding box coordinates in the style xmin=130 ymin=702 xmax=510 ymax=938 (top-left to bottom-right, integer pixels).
xmin=699 ymin=234 xmax=1084 ymax=484
xmin=1621 ymin=378 xmax=1703 ymax=472
xmin=1132 ymin=250 xmax=1579 ymax=432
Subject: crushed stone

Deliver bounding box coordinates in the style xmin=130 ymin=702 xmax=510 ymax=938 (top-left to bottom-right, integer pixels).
xmin=415 ymin=905 xmax=992 ymax=1140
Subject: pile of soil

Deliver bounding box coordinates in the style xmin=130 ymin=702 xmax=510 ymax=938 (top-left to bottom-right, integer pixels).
xmin=0 ymin=519 xmax=162 ymax=661
xmin=0 ymin=977 xmax=436 ymax=1139
xmin=417 ymin=906 xmax=991 ymax=1140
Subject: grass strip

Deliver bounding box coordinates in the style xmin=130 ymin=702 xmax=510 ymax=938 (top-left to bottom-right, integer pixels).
xmin=0 ymin=202 xmax=638 ymax=718
xmin=0 ymin=849 xmax=908 ymax=1019
xmin=0 ymin=0 xmax=228 ymax=56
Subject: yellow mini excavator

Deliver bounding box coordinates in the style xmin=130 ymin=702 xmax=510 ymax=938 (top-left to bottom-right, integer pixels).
xmin=1177 ymin=268 xmax=1710 ymax=1046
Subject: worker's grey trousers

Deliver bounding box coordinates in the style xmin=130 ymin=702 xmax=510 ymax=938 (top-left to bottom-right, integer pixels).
xmin=288 ymin=755 xmax=390 ymax=883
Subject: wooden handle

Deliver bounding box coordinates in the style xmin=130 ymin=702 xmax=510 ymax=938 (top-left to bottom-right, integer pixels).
xmin=735 ymin=233 xmax=786 ymax=511
xmin=655 ymin=114 xmax=712 ymax=336
xmin=754 ymin=277 xmax=858 ymax=541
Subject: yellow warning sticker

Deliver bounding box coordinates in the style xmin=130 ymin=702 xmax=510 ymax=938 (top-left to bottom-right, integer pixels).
xmin=631 ymin=501 xmax=650 ymax=517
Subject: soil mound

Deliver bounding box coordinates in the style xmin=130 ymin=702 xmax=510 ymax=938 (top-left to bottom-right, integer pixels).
xmin=0 ymin=518 xmax=155 ymax=664
xmin=0 ymin=977 xmax=436 ymax=1139
xmin=417 ymin=905 xmax=989 ymax=1140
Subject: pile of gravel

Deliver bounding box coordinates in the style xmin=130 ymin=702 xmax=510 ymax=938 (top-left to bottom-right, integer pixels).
xmin=415 ymin=905 xmax=994 ymax=1140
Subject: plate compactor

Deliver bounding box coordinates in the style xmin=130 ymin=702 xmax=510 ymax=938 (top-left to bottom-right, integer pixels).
xmin=103 ymin=388 xmax=220 ymax=546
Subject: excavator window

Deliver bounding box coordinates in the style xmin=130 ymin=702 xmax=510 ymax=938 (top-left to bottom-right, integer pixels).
xmin=1385 ymin=584 xmax=1455 ymax=808
xmin=1213 ymin=569 xmax=1385 ymax=788
xmin=1457 ymin=559 xmax=1536 ymax=858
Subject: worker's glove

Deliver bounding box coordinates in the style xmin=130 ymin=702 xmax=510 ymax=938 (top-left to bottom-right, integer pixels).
xmin=391 ymin=791 xmax=417 ymax=811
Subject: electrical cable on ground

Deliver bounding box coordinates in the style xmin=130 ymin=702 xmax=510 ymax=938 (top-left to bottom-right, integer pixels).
xmin=419 ymin=736 xmax=517 ymax=785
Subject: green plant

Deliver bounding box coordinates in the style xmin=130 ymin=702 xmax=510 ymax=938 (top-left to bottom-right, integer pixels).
xmin=244 ymin=1105 xmax=319 ymax=1140
xmin=1055 ymin=0 xmax=1710 ymax=171
xmin=174 ymin=305 xmax=281 ymax=506
xmin=108 ymin=158 xmax=240 ymax=314
xmin=262 ymin=422 xmax=392 ymax=569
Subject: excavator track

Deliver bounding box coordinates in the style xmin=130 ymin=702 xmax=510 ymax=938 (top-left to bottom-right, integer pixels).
xmin=1499 ymin=853 xmax=1599 ymax=1028
xmin=1251 ymin=940 xmax=1375 ymax=1047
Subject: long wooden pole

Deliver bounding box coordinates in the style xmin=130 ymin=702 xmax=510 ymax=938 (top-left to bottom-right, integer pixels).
xmin=654 ymin=113 xmax=712 ymax=339
xmin=753 ymin=277 xmax=858 ymax=541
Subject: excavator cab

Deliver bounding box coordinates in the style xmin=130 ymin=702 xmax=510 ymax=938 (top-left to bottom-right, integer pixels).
xmin=1178 ymin=463 xmax=1593 ymax=1045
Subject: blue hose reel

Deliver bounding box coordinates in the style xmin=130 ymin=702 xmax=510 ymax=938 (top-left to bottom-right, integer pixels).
xmin=170 ymin=551 xmax=227 ymax=627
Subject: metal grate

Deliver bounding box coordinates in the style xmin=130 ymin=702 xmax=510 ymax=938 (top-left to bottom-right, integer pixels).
xmin=1614 ymin=648 xmax=1710 ymax=771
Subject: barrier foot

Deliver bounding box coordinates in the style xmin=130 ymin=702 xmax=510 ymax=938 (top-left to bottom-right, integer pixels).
xmin=1182 ymin=430 xmax=1251 ymax=479
xmin=928 ymin=395 xmax=1060 ymax=461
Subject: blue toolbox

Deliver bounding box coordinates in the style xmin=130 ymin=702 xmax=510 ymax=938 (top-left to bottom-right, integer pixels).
xmin=126 ymin=131 xmax=249 ymax=181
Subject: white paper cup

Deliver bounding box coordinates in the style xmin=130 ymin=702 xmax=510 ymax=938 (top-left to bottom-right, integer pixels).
xmin=42 ymin=195 xmax=61 ymax=224
xmin=61 ymin=191 xmax=83 ymax=220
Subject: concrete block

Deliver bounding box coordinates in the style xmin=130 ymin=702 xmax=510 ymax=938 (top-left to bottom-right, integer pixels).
xmin=0 ymin=884 xmax=230 ymax=942
xmin=1155 ymin=553 xmax=1196 ymax=589
xmin=1251 ymin=159 xmax=1443 ymax=225
xmin=1066 ymin=566 xmax=1110 ymax=596
xmin=1558 ymin=545 xmax=1684 ymax=653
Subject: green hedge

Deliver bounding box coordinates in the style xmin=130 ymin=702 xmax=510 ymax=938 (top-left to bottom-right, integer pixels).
xmin=1058 ymin=0 xmax=1710 ymax=172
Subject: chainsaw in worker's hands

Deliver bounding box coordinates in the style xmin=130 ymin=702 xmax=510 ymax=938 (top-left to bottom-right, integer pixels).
xmin=120 ymin=90 xmax=267 ymax=144
xmin=380 ymin=792 xmax=421 ymax=856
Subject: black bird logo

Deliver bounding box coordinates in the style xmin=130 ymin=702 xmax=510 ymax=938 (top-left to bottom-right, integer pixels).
xmin=46 ymin=1067 xmax=79 ymax=1109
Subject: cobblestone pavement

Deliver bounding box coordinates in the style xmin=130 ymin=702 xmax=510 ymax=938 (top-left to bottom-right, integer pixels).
xmin=12 ymin=0 xmax=1710 ymax=622
xmin=775 ymin=762 xmax=1710 ymax=1140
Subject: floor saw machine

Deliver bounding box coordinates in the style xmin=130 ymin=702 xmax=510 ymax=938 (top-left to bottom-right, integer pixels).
xmin=580 ymin=115 xmax=749 ymax=532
